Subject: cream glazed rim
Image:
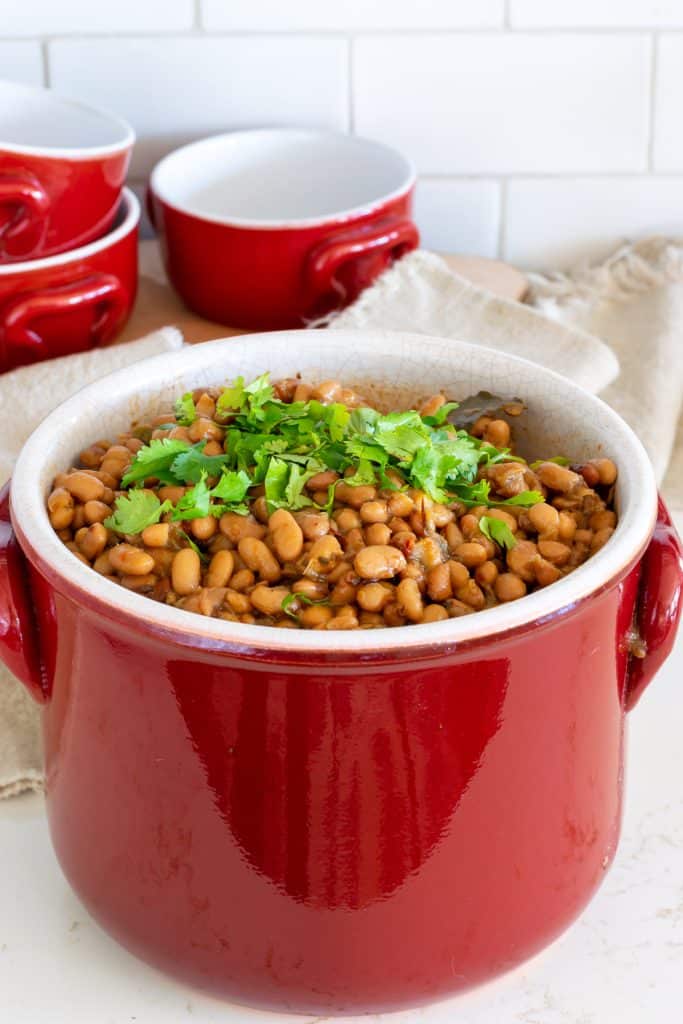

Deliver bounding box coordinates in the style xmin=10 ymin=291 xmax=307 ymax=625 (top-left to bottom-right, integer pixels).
xmin=10 ymin=330 xmax=658 ymax=655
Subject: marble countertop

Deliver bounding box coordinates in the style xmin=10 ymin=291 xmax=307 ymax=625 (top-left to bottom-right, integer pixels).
xmin=1 ymin=544 xmax=681 ymax=1023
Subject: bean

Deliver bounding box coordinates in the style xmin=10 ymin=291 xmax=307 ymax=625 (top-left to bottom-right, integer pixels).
xmin=420 ymin=393 xmax=446 ymax=417
xmin=292 ymin=578 xmax=328 ymax=599
xmin=483 ymin=419 xmax=511 ymax=448
xmin=334 ymin=508 xmax=361 ymax=532
xmin=590 ymin=509 xmax=617 ymax=531
xmin=365 ymin=523 xmax=392 ymax=545
xmin=293 ymin=382 xmax=311 ymax=402
xmin=535 ymin=462 xmax=582 ymax=493
xmin=202 ymin=440 xmax=224 ymax=457
xmin=426 ymin=562 xmax=452 ymax=601
xmin=199 ymin=587 xmax=228 ymax=617
xmin=269 ymin=508 xmax=304 ymax=562
xmin=487 ymin=462 xmax=527 ymax=498
xmin=354 ymin=545 xmax=407 ymax=581
xmin=445 ymin=521 xmax=464 ymax=551
xmin=171 ymin=548 xmax=201 ymax=595
xmin=77 ymin=523 xmax=107 ymax=561
xmin=506 ymin=540 xmax=538 ymax=582
xmin=327 ymin=559 xmax=353 ymax=584
xmin=190 ymin=516 xmax=217 ymax=541
xmin=360 ymin=500 xmax=389 ymax=524
xmin=238 ymin=537 xmax=281 ymax=582
xmin=250 ymin=584 xmax=291 ymax=616
xmin=359 ymin=611 xmax=386 ymax=628
xmin=305 ymin=470 xmax=339 ymax=490
xmin=206 ymin=549 xmax=234 ymax=588
xmin=412 ymin=536 xmax=447 ymax=569
xmin=495 ymin=574 xmax=527 ymax=602
xmin=83 ymin=500 xmax=111 ymax=525
xmin=167 ymin=426 xmax=191 ymax=442
xmin=538 ymin=540 xmax=571 ymax=566
xmin=527 ymin=502 xmax=559 ymax=537
xmin=72 ymin=506 xmax=86 ymax=530
xmin=149 ymin=549 xmax=174 ymax=575
xmin=110 ymin=543 xmax=156 ymax=576
xmin=188 ymin=418 xmax=224 ymax=443
xmin=534 ymin=558 xmax=561 ymax=587
xmin=305 ymin=535 xmax=343 ymax=576
xmin=589 ymin=458 xmax=618 ymax=486
xmin=444 ymin=599 xmax=474 ymax=618
xmin=396 ymin=578 xmax=424 ymax=622
xmin=63 ymin=471 xmax=104 ymax=503
xmin=391 ymin=530 xmax=417 ymax=558
xmin=219 ymin=512 xmax=266 ymax=542
xmin=329 ymin=573 xmax=357 ymax=606
xmin=357 ymin=582 xmax=394 ymax=612
xmin=382 ymin=602 xmax=407 ymax=627
xmin=195 ymin=393 xmax=216 ymax=419
xmin=335 ymin=483 xmax=377 ymax=508
xmin=422 ymin=604 xmax=449 ymax=623
xmin=455 ymin=579 xmax=485 ymax=610
xmin=225 ymin=589 xmax=251 ymax=614
xmin=432 ymin=503 xmax=455 ymax=527
xmin=295 ymin=511 xmax=330 ymax=540
xmin=387 ymin=492 xmax=414 ymax=518
xmin=475 ymin=560 xmax=499 ymax=587
xmin=574 ymin=529 xmax=593 ymax=545
xmin=230 ymin=569 xmax=256 ymax=592
xmin=591 ymin=527 xmax=614 ymax=552
xmin=79 ymin=444 xmax=106 ymax=468
xmin=142 ymin=523 xmax=170 ymax=548
xmin=558 ymin=511 xmax=577 ymax=543
xmin=300 ymin=605 xmax=334 ymax=628
xmin=326 ymin=610 xmax=360 ymax=630
xmin=343 ymin=527 xmax=366 ymax=558
xmin=454 ymin=542 xmax=488 ymax=568
xmin=47 ymin=488 xmax=74 ymax=529
xmin=158 ymin=485 xmax=187 ymax=505
xmin=93 ymin=551 xmax=113 ymax=575
xmin=120 ymin=573 xmax=157 ymax=592
xmin=459 ymin=514 xmax=480 ymax=539
xmin=449 ymin=560 xmax=470 ymax=590
xmin=311 ymin=379 xmax=342 ymax=403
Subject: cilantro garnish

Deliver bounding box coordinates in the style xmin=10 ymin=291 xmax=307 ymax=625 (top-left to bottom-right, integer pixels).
xmin=281 ymin=592 xmax=330 ymax=619
xmin=105 ymin=490 xmax=172 ymax=534
xmin=113 ymin=373 xmax=550 ymax=534
xmin=479 ymin=515 xmax=517 ymax=551
xmin=174 ymin=392 xmax=196 ymax=426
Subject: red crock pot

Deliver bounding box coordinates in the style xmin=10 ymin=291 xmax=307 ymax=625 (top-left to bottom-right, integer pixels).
xmin=0 ymin=332 xmax=681 ymax=1015
xmin=0 ymin=81 xmax=134 ymax=263
xmin=0 ymin=188 xmax=139 ymax=373
xmin=148 ymin=130 xmax=419 ymax=329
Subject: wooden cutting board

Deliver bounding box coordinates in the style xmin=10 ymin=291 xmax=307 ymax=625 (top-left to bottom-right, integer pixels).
xmin=117 ymin=241 xmax=528 ymax=346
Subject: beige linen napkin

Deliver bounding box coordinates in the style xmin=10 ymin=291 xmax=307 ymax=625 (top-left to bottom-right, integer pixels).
xmin=329 ymin=243 xmax=683 ymax=512
xmin=0 ymin=328 xmax=184 ymax=798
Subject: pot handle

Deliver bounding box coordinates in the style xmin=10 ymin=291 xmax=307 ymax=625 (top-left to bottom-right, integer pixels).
xmin=0 ymin=483 xmax=47 ymax=704
xmin=625 ymin=497 xmax=683 ymax=711
xmin=305 ymin=215 xmax=419 ymax=300
xmin=0 ymin=173 xmax=50 ymax=254
xmin=2 ymin=273 xmax=127 ymax=363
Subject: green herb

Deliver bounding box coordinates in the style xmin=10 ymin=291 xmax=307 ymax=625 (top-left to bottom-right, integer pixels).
xmin=170 ymin=443 xmax=230 ymax=484
xmin=421 ymin=401 xmax=459 ymax=426
xmin=122 ymin=438 xmax=191 ymax=487
xmin=171 ymin=473 xmax=212 ymax=521
xmin=211 ymin=469 xmax=252 ymax=504
xmin=497 ymin=490 xmax=544 ymax=507
xmin=174 ymin=392 xmax=196 ymax=426
xmin=479 ymin=515 xmax=517 ymax=551
xmin=281 ymin=592 xmax=329 ymax=619
xmin=104 ymin=490 xmax=172 ymax=534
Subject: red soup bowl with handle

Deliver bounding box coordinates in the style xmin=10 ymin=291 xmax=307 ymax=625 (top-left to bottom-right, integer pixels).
xmin=0 ymin=187 xmax=139 ymax=373
xmin=148 ymin=130 xmax=419 ymax=329
xmin=1 ymin=331 xmax=681 ymax=1015
xmin=0 ymin=80 xmax=134 ymax=263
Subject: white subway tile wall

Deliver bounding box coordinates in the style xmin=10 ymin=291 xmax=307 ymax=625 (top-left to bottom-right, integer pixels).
xmin=1 ymin=5 xmax=681 ymax=269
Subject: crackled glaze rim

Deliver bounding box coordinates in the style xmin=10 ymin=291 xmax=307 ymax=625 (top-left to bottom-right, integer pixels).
xmin=10 ymin=330 xmax=658 ymax=655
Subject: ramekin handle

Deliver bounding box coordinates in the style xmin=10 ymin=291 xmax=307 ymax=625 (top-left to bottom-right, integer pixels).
xmin=0 ymin=482 xmax=47 ymax=703
xmin=625 ymin=497 xmax=683 ymax=711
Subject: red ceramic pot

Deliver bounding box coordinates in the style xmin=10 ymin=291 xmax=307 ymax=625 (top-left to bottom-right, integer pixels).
xmin=0 ymin=81 xmax=134 ymax=263
xmin=1 ymin=333 xmax=681 ymax=1015
xmin=148 ymin=130 xmax=419 ymax=329
xmin=0 ymin=188 xmax=139 ymax=373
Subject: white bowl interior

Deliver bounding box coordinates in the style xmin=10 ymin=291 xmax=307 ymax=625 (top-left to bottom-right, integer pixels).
xmin=150 ymin=130 xmax=415 ymax=225
xmin=0 ymin=80 xmax=134 ymax=156
xmin=11 ymin=330 xmax=657 ymax=655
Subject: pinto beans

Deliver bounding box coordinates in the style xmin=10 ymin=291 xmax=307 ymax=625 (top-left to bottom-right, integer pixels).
xmin=269 ymin=508 xmax=304 ymax=563
xmin=354 ymin=545 xmax=407 ymax=581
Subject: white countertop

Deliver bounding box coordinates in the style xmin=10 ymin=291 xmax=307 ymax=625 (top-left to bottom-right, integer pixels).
xmin=1 ymin=591 xmax=682 ymax=1023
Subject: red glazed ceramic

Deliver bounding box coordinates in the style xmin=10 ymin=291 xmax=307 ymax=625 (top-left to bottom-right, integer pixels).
xmin=0 ymin=188 xmax=139 ymax=373
xmin=148 ymin=130 xmax=419 ymax=329
xmin=0 ymin=81 xmax=134 ymax=263
xmin=1 ymin=332 xmax=681 ymax=1015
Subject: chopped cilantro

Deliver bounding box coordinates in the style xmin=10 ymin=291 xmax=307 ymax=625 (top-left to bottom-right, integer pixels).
xmin=174 ymin=392 xmax=196 ymax=426
xmin=479 ymin=515 xmax=517 ymax=551
xmin=122 ymin=438 xmax=191 ymax=487
xmin=170 ymin=443 xmax=229 ymax=484
xmin=529 ymin=456 xmax=572 ymax=470
xmin=105 ymin=490 xmax=171 ymax=534
xmin=281 ymin=592 xmax=329 ymax=619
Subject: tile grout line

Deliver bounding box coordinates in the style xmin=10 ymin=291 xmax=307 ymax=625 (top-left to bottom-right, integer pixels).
xmin=647 ymin=32 xmax=659 ymax=172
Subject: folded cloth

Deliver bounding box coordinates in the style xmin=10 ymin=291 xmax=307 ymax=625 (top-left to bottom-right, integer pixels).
xmin=0 ymin=328 xmax=184 ymax=798
xmin=329 ymin=242 xmax=683 ymax=514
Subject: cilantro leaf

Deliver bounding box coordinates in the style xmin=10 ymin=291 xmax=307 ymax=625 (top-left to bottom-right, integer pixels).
xmin=281 ymin=592 xmax=329 ymax=619
xmin=479 ymin=515 xmax=517 ymax=551
xmin=171 ymin=474 xmax=212 ymax=521
xmin=211 ymin=469 xmax=252 ymax=503
xmin=497 ymin=490 xmax=544 ymax=508
xmin=421 ymin=401 xmax=459 ymax=426
xmin=216 ymin=375 xmax=246 ymax=417
xmin=105 ymin=490 xmax=172 ymax=534
xmin=529 ymin=456 xmax=571 ymax=470
xmin=122 ymin=438 xmax=191 ymax=487
xmin=170 ymin=443 xmax=229 ymax=484
xmin=174 ymin=392 xmax=196 ymax=426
